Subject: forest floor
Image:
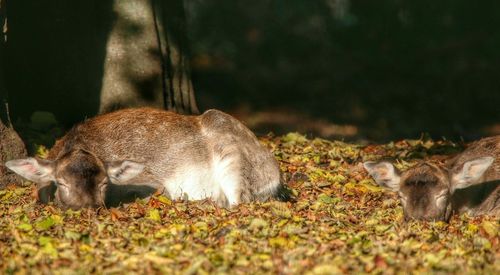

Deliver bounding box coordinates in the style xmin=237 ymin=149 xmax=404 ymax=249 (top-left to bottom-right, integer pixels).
xmin=1 ymin=133 xmax=498 ymax=274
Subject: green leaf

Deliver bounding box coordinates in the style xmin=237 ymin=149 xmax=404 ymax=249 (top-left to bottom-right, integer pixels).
xmin=38 ymin=236 xmax=53 ymax=246
xmin=17 ymin=223 xmax=33 ymax=232
xmin=35 ymin=217 xmax=55 ymax=231
xmin=64 ymin=231 xmax=81 ymax=241
xmin=282 ymin=132 xmax=308 ymax=144
xmin=317 ymin=194 xmax=340 ymax=204
xmin=375 ymin=224 xmax=392 ymax=234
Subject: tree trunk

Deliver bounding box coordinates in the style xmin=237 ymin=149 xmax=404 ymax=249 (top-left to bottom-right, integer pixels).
xmin=6 ymin=0 xmax=197 ymax=126
xmin=99 ymin=0 xmax=198 ymax=114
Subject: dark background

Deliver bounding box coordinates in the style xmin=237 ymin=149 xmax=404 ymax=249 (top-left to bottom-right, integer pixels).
xmin=186 ymin=0 xmax=500 ymax=141
xmin=3 ymin=0 xmax=500 ymax=144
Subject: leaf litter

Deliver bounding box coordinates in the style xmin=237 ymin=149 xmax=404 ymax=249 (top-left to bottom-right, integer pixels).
xmin=0 ymin=133 xmax=498 ymax=274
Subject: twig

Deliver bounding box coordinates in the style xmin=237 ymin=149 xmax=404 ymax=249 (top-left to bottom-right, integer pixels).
xmin=4 ymin=100 xmax=12 ymax=127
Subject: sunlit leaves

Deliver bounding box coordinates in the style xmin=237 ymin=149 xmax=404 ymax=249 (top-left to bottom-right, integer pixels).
xmin=0 ymin=134 xmax=498 ymax=273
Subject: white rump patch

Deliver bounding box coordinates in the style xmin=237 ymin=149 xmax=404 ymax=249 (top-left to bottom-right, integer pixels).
xmin=162 ymin=150 xmax=243 ymax=207
xmin=212 ymin=151 xmax=242 ymax=207
xmin=163 ymin=166 xmax=219 ymax=201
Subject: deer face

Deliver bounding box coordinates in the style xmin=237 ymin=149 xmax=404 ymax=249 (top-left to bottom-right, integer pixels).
xmin=364 ymin=157 xmax=494 ymax=221
xmin=6 ymin=149 xmax=145 ymax=209
xmin=397 ymin=164 xmax=451 ymax=221
xmin=52 ymin=150 xmax=108 ymax=209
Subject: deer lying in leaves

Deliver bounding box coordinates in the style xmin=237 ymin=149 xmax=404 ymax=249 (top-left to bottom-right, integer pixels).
xmin=6 ymin=108 xmax=289 ymax=209
xmin=364 ymin=136 xmax=499 ymax=221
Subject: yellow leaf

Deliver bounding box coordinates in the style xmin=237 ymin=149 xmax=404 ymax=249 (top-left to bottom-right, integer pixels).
xmin=269 ymin=237 xmax=288 ymax=247
xmin=147 ymin=209 xmax=161 ymax=222
xmin=481 ymin=220 xmax=498 ymax=237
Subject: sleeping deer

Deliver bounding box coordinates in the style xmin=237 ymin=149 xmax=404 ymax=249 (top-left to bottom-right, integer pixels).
xmin=364 ymin=136 xmax=499 ymax=221
xmin=6 ymin=108 xmax=289 ymax=209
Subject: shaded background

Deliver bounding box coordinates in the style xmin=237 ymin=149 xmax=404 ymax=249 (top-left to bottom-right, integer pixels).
xmin=186 ymin=0 xmax=500 ymax=141
xmin=3 ymin=0 xmax=500 ymax=146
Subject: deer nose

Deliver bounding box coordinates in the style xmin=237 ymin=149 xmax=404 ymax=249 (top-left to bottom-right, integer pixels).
xmin=417 ymin=196 xmax=429 ymax=206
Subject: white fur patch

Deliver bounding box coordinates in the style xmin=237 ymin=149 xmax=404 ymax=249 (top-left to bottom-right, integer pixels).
xmin=434 ymin=189 xmax=448 ymax=208
xmin=162 ymin=151 xmax=243 ymax=207
xmin=164 ymin=165 xmax=220 ymax=201
xmin=212 ymin=152 xmax=242 ymax=207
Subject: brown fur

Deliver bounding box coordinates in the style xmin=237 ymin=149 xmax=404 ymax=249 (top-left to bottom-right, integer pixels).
xmin=397 ymin=162 xmax=452 ymax=220
xmin=447 ymin=136 xmax=500 ymax=216
xmin=16 ymin=108 xmax=286 ymax=209
xmin=365 ymin=136 xmax=499 ymax=221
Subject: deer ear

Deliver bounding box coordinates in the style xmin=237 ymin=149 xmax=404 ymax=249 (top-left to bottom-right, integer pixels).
xmin=106 ymin=160 xmax=145 ymax=184
xmin=363 ymin=161 xmax=401 ymax=191
xmin=451 ymin=157 xmax=494 ymax=191
xmin=5 ymin=158 xmax=55 ymax=184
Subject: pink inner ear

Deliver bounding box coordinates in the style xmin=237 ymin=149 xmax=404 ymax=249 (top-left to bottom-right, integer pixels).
xmin=20 ymin=162 xmax=39 ymax=174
